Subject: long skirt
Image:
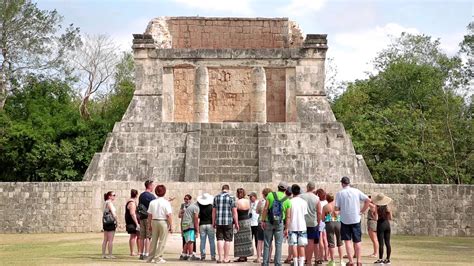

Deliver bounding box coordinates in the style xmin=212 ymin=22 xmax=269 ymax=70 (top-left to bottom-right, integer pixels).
xmin=234 ymin=219 xmax=254 ymax=257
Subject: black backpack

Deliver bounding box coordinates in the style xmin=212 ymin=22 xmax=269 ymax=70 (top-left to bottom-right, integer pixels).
xmin=268 ymin=192 xmax=288 ymax=225
xmin=137 ymin=203 xmax=149 ymax=220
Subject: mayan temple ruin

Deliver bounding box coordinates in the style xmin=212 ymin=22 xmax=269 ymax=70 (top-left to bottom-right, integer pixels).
xmin=83 ymin=17 xmax=374 ymax=184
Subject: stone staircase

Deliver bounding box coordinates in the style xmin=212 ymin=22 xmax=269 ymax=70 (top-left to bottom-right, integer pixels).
xmin=198 ymin=124 xmax=259 ymax=182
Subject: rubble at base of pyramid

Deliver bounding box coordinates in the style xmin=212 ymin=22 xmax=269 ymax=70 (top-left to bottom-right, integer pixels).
xmin=83 ymin=17 xmax=374 ymax=183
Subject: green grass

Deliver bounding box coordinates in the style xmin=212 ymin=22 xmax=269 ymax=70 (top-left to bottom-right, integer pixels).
xmin=0 ymin=233 xmax=472 ymax=265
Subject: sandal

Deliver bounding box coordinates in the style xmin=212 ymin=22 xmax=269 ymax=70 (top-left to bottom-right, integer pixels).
xmin=234 ymin=258 xmax=247 ymax=262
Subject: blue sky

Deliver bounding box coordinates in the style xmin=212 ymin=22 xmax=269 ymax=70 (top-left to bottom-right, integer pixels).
xmin=38 ymin=0 xmax=473 ymax=81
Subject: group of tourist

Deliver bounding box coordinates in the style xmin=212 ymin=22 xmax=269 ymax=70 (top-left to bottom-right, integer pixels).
xmin=101 ymin=177 xmax=393 ymax=265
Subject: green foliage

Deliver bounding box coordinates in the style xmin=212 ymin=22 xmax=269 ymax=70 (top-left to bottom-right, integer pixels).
xmin=0 ymin=66 xmax=133 ymax=181
xmin=333 ymin=33 xmax=473 ymax=184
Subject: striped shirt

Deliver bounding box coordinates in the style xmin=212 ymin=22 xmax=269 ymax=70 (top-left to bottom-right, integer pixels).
xmin=213 ymin=191 xmax=236 ymax=225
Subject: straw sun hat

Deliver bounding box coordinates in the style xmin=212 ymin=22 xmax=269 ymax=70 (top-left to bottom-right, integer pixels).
xmin=371 ymin=193 xmax=392 ymax=206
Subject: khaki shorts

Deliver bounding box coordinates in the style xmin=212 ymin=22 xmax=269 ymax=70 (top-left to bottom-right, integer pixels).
xmin=368 ymin=220 xmax=377 ymax=232
xmin=139 ymin=219 xmax=152 ymax=239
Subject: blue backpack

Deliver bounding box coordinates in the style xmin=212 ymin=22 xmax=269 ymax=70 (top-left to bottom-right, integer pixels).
xmin=268 ymin=192 xmax=288 ymax=225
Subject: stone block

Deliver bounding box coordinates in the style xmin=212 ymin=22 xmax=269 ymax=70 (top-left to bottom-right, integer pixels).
xmin=296 ymin=96 xmax=336 ymax=123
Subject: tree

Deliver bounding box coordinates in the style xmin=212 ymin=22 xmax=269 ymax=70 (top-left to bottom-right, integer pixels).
xmin=0 ymin=0 xmax=80 ymax=109
xmin=333 ymin=33 xmax=473 ymax=184
xmin=72 ymin=34 xmax=119 ymax=119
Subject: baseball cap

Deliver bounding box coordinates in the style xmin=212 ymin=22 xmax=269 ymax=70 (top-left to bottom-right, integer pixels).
xmin=340 ymin=176 xmax=350 ymax=185
xmin=248 ymin=191 xmax=257 ymax=198
xmin=278 ymin=181 xmax=288 ymax=189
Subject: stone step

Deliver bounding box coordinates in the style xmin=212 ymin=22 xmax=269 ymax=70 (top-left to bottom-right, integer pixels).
xmin=113 ymin=122 xmax=188 ymax=133
xmin=200 ymin=151 xmax=257 ymax=159
xmin=102 ymin=132 xmax=186 ymax=153
xmin=200 ymin=158 xmax=259 ymax=167
xmin=199 ymin=174 xmax=259 ymax=182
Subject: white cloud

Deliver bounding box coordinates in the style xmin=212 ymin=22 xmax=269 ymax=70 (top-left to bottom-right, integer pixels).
xmin=328 ymin=23 xmax=419 ymax=81
xmin=279 ymin=0 xmax=326 ymax=17
xmin=171 ymin=0 xmax=254 ymax=15
xmin=437 ymin=31 xmax=465 ymax=55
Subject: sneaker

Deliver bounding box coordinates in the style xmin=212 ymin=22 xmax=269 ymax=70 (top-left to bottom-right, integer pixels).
xmin=374 ymin=259 xmax=384 ymax=264
xmin=189 ymin=255 xmax=200 ymax=261
xmin=201 ymin=256 xmax=206 ymax=261
xmin=211 ymin=256 xmax=217 ymax=261
xmin=179 ymin=254 xmax=188 ymax=260
xmin=106 ymin=255 xmax=116 ymax=259
xmin=139 ymin=254 xmax=144 ymax=260
xmin=383 ymin=259 xmax=391 ymax=264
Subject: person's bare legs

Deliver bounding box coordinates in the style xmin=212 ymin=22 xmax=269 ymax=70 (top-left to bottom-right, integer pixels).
xmin=337 ymin=245 xmax=343 ymax=263
xmin=344 ymin=240 xmax=353 ymax=264
xmin=107 ymin=231 xmax=115 ymax=256
xmin=305 ymin=241 xmax=314 ymax=264
xmin=256 ymin=240 xmax=263 ymax=262
xmin=138 ymin=237 xmax=144 ymax=256
xmin=368 ymin=229 xmax=378 ymax=256
xmin=321 ymin=231 xmax=328 ymax=260
xmin=314 ymin=240 xmax=320 ymax=263
xmin=102 ymin=231 xmax=108 ymax=257
xmin=145 ymin=238 xmax=151 ymax=255
xmin=286 ymin=243 xmax=293 ymax=262
xmin=328 ymin=246 xmax=334 ymax=261
xmin=217 ymin=240 xmax=225 ymax=262
xmin=129 ymin=234 xmax=138 ymax=255
xmin=224 ymin=241 xmax=231 ymax=262
xmin=297 ymin=246 xmax=305 ymax=266
xmin=354 ymin=242 xmax=362 ymax=264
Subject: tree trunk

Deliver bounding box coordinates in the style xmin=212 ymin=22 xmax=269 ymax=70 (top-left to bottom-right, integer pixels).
xmin=80 ymin=94 xmax=91 ymax=120
xmin=0 ymin=79 xmax=6 ymax=110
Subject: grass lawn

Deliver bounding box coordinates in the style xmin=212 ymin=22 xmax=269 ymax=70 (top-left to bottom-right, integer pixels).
xmin=0 ymin=232 xmax=472 ymax=265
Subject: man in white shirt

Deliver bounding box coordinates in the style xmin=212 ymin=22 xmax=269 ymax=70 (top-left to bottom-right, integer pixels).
xmin=335 ymin=177 xmax=370 ymax=266
xmin=146 ymin=185 xmax=173 ymax=263
xmin=288 ymin=184 xmax=308 ymax=266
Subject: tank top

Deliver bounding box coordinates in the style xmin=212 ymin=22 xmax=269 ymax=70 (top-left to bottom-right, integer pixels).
xmin=368 ymin=209 xmax=376 ymax=221
xmin=125 ymin=200 xmax=135 ymax=225
xmin=324 ymin=213 xmax=341 ymax=222
xmin=238 ymin=209 xmax=250 ymax=220
xmin=104 ymin=200 xmax=115 ymax=214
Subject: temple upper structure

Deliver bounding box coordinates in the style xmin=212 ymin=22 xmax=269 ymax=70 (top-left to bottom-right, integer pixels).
xmin=83 ymin=17 xmax=374 ymax=183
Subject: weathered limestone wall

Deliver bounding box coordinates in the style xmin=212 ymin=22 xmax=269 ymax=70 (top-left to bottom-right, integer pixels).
xmin=209 ymin=68 xmax=253 ymax=122
xmin=266 ymin=68 xmax=286 ymax=122
xmin=1 ymin=182 xmax=472 ymax=237
xmin=155 ymin=17 xmax=299 ymax=49
xmin=173 ymin=68 xmax=194 ymax=122
xmin=83 ymin=123 xmax=188 ymax=182
xmin=173 ymin=67 xmax=287 ymax=123
xmin=266 ymin=123 xmax=371 ymax=184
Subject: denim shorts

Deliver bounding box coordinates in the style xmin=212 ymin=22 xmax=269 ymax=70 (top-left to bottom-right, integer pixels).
xmin=288 ymin=231 xmax=308 ymax=246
